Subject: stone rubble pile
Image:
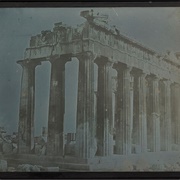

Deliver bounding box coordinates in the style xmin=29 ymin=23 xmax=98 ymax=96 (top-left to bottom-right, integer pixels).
xmin=0 ymin=159 xmax=60 ymax=172
xmin=0 ymin=127 xmax=18 ymax=154
xmin=16 ymin=164 xmax=59 ymax=172
xmin=17 ymin=164 xmax=44 ymax=172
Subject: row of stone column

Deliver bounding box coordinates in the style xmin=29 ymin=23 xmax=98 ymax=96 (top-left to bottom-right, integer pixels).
xmin=113 ymin=66 xmax=180 ymax=155
xmin=94 ymin=59 xmax=180 ymax=156
xmin=74 ymin=54 xmax=180 ymax=157
xmin=17 ymin=52 xmax=180 ymax=158
xmin=17 ymin=53 xmax=95 ymax=157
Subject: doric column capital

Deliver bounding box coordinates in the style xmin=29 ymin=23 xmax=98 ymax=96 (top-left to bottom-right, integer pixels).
xmin=146 ymin=74 xmax=160 ymax=82
xmin=17 ymin=59 xmax=41 ymax=68
xmin=48 ymin=54 xmax=72 ymax=64
xmin=141 ymin=72 xmax=148 ymax=78
xmin=163 ymin=79 xmax=171 ymax=86
xmin=113 ymin=62 xmax=132 ymax=73
xmin=173 ymin=82 xmax=180 ymax=89
xmin=94 ymin=55 xmax=112 ymax=67
xmin=130 ymin=68 xmax=147 ymax=78
xmin=76 ymin=51 xmax=95 ymax=61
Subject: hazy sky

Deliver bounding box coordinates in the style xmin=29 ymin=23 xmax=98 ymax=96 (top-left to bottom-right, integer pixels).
xmin=0 ymin=7 xmax=180 ymax=135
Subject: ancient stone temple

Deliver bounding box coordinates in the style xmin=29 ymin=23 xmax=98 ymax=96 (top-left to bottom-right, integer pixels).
xmin=16 ymin=10 xmax=180 ymax=170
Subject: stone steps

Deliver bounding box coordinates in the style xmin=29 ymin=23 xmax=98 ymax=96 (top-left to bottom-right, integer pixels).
xmin=59 ymin=162 xmax=89 ymax=171
xmin=3 ymin=154 xmax=90 ymax=171
xmin=59 ymin=168 xmax=89 ymax=172
xmin=4 ymin=154 xmax=88 ymax=165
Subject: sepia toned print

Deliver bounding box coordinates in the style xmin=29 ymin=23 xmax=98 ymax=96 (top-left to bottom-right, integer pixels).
xmin=1 ymin=7 xmax=180 ymax=172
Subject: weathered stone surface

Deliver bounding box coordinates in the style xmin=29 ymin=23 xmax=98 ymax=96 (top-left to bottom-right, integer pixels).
xmin=89 ymin=138 xmax=97 ymax=158
xmin=75 ymin=52 xmax=95 ymax=158
xmin=8 ymin=167 xmax=16 ymax=172
xmin=95 ymin=56 xmax=113 ymax=156
xmin=34 ymin=144 xmax=42 ymax=155
xmin=41 ymin=145 xmax=46 ymax=155
xmin=172 ymin=144 xmax=180 ymax=151
xmin=17 ymin=60 xmax=41 ymax=154
xmin=47 ymin=54 xmax=71 ymax=156
xmin=45 ymin=167 xmax=59 ymax=172
xmin=120 ymin=159 xmax=134 ymax=171
xmin=12 ymin=143 xmax=17 ymax=153
xmin=132 ymin=144 xmax=141 ymax=154
xmin=0 ymin=160 xmax=7 ymax=172
xmin=24 ymin=10 xmax=180 ymax=83
xmin=34 ymin=143 xmax=46 ymax=155
xmin=135 ymin=158 xmax=150 ymax=171
xmin=2 ymin=142 xmax=13 ymax=154
xmin=17 ymin=164 xmax=41 ymax=172
xmin=65 ymin=141 xmax=75 ymax=156
xmin=0 ymin=138 xmax=3 ymax=152
xmin=113 ymin=63 xmax=133 ymax=155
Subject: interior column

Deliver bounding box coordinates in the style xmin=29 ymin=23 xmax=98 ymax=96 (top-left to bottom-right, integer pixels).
xmin=47 ymin=54 xmax=71 ymax=156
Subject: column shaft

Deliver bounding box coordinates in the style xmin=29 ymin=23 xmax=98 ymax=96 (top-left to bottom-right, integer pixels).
xmin=114 ymin=63 xmax=133 ymax=155
xmin=138 ymin=73 xmax=147 ymax=152
xmin=174 ymin=84 xmax=180 ymax=147
xmin=76 ymin=52 xmax=95 ymax=158
xmin=47 ymin=54 xmax=71 ymax=156
xmin=95 ymin=56 xmax=113 ymax=156
xmin=17 ymin=60 xmax=40 ymax=154
xmin=152 ymin=77 xmax=161 ymax=152
xmin=175 ymin=84 xmax=180 ymax=146
xmin=163 ymin=80 xmax=172 ymax=151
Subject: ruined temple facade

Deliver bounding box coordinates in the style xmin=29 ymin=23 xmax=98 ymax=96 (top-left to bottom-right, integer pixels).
xmin=17 ymin=10 xmax=180 ymax=159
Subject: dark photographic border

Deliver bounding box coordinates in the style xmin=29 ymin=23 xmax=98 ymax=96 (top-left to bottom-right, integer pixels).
xmin=1 ymin=1 xmax=180 ymax=179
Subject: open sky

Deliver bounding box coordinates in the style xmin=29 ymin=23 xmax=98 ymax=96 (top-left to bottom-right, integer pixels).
xmin=0 ymin=7 xmax=180 ymax=135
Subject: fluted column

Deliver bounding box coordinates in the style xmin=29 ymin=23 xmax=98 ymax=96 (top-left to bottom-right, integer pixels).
xmin=47 ymin=54 xmax=71 ymax=156
xmin=173 ymin=83 xmax=180 ymax=147
xmin=113 ymin=63 xmax=133 ymax=155
xmin=162 ymin=80 xmax=172 ymax=151
xmin=151 ymin=76 xmax=161 ymax=152
xmin=147 ymin=76 xmax=160 ymax=152
xmin=17 ymin=59 xmax=41 ymax=154
xmin=75 ymin=52 xmax=95 ymax=158
xmin=95 ymin=56 xmax=113 ymax=156
xmin=139 ymin=73 xmax=148 ymax=152
xmin=132 ymin=70 xmax=147 ymax=153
